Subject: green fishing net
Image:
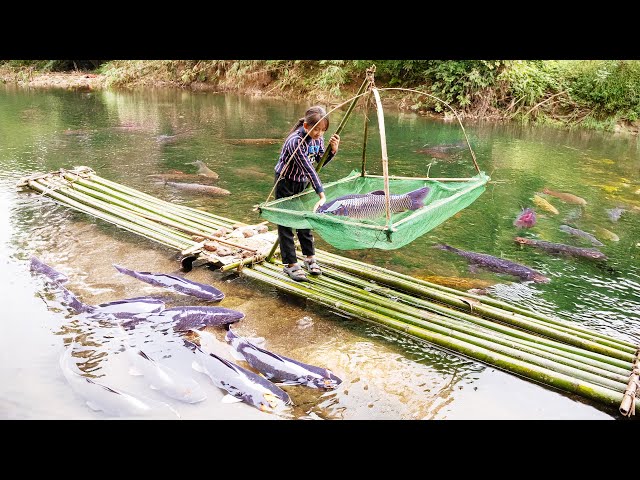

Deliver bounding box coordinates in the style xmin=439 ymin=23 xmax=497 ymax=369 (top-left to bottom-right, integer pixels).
xmin=258 ymin=169 xmax=490 ymax=250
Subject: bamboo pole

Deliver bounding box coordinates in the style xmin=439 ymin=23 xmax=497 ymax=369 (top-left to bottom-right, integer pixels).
xmin=69 ymin=172 xmax=236 ymax=231
xmin=371 ymin=87 xmax=392 ymax=232
xmin=360 ymin=89 xmax=371 ymax=176
xmin=270 ymin=262 xmax=630 ymax=383
xmin=619 ymin=357 xmax=640 ymax=416
xmin=26 ymin=179 xmax=193 ymax=250
xmin=314 ymin=250 xmax=637 ymax=356
xmin=307 ymin=262 xmax=632 ymax=377
xmin=63 ymin=172 xmax=229 ymax=234
xmin=58 ymin=174 xmax=254 ymax=251
xmin=316 ymin=248 xmax=637 ymax=351
xmin=240 ymin=265 xmax=639 ymax=415
xmin=35 ymin=178 xmax=194 ymax=245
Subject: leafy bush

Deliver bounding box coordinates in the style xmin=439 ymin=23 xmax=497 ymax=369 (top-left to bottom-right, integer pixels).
xmin=558 ymin=60 xmax=640 ymax=121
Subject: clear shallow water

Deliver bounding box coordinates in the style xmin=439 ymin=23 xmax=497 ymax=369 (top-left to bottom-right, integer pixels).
xmin=1 ymin=85 xmax=638 ymax=420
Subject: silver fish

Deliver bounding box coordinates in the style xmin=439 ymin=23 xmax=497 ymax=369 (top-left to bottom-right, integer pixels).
xmin=113 ymin=264 xmax=225 ymax=301
xmin=54 ymin=285 xmax=165 ymax=320
xmin=225 ymin=327 xmax=342 ymax=389
xmin=559 ymin=225 xmax=604 ymax=246
xmin=88 ymin=296 xmax=166 ymax=319
xmin=317 ymin=186 xmax=430 ymax=219
xmin=124 ymin=343 xmax=207 ymax=404
xmin=60 ymin=343 xmax=180 ymax=418
xmin=152 ymin=306 xmax=245 ymax=331
xmin=184 ymin=339 xmax=292 ymax=415
xmin=29 ymin=256 xmax=69 ymax=284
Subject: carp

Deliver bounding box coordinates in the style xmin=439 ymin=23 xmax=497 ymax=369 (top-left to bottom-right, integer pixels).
xmin=165 ymin=182 xmax=230 ymax=195
xmin=317 ymin=186 xmax=430 ymax=219
xmin=533 ymin=194 xmax=559 ymax=215
xmin=436 ymin=244 xmax=549 ymax=283
xmin=514 ymin=207 xmax=537 ymax=228
xmin=514 ymin=237 xmax=607 ymax=260
xmin=542 ymin=187 xmax=587 ymax=206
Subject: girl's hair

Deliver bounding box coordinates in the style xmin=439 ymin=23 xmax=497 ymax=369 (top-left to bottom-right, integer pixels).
xmin=288 ymin=105 xmax=330 ymax=134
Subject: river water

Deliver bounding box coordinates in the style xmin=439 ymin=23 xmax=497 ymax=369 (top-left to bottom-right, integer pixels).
xmin=1 ymin=85 xmax=638 ymax=420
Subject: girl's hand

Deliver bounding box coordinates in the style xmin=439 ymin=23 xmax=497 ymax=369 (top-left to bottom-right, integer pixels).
xmin=329 ymin=133 xmax=340 ymax=154
xmin=313 ymin=192 xmax=326 ymax=212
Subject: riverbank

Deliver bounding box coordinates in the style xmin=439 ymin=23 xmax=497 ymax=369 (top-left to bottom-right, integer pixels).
xmin=2 ymin=68 xmax=638 ymax=136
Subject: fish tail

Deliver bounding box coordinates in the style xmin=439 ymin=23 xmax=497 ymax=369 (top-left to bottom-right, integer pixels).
xmin=408 ymin=186 xmax=430 ymax=210
xmin=182 ymin=339 xmax=198 ymax=352
xmin=434 ymin=243 xmax=453 ymax=251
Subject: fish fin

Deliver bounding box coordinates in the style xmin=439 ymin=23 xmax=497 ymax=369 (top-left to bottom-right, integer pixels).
xmin=86 ymin=401 xmax=103 ymax=412
xmin=247 ymin=336 xmax=266 ymax=347
xmin=191 ymin=360 xmax=205 ymax=373
xmin=229 ymin=348 xmax=245 ymax=361
xmin=467 ymin=264 xmax=479 ymax=274
xmin=277 ymin=380 xmax=302 ymax=386
xmin=221 ymin=394 xmax=243 ymax=404
xmin=368 ymin=190 xmax=385 ymax=195
xmin=408 ymin=186 xmax=430 ymax=209
xmin=128 ymin=366 xmax=143 ymax=376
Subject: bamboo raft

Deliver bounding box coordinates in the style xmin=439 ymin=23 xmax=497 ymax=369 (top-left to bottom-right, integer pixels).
xmin=18 ymin=166 xmax=640 ymax=417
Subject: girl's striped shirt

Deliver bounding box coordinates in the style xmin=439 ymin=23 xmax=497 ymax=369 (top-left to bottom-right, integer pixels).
xmin=274 ymin=126 xmax=335 ymax=193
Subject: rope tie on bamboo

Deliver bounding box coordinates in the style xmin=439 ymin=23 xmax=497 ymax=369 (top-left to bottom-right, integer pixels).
xmin=620 ymin=368 xmax=640 ymax=417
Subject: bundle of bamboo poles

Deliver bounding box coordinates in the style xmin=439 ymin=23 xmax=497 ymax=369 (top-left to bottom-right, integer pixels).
xmin=19 ymin=167 xmax=640 ymax=417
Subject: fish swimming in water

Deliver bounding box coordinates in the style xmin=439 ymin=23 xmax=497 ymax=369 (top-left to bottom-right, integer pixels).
xmin=606 ymin=207 xmax=625 ymax=222
xmin=595 ymin=226 xmax=619 ymax=242
xmin=123 ymin=341 xmax=207 ymax=404
xmin=184 ymin=339 xmax=292 ymax=415
xmin=113 ymin=264 xmax=225 ymax=301
xmin=542 ymin=188 xmax=587 ymax=206
xmin=60 ymin=342 xmax=180 ymax=418
xmin=514 ymin=208 xmax=536 ymax=228
xmin=165 ymin=182 xmax=230 ymax=195
xmin=317 ymin=186 xmax=430 ymax=219
xmin=153 ymin=306 xmax=245 ymax=331
xmin=29 ymin=256 xmax=69 ymax=284
xmin=417 ymin=141 xmax=467 ymax=159
xmin=558 ymin=225 xmax=604 ymax=246
xmin=54 ymin=285 xmax=165 ymax=320
xmin=435 ymin=244 xmax=549 ymax=283
xmin=563 ymin=207 xmax=583 ymax=223
xmin=148 ymin=173 xmax=220 ymax=184
xmin=88 ymin=296 xmax=166 ymax=319
xmin=514 ymin=237 xmax=607 ymax=260
xmin=188 ymin=160 xmax=219 ymax=179
xmin=224 ymin=327 xmax=342 ymax=389
xmin=532 ymin=194 xmax=559 ymax=215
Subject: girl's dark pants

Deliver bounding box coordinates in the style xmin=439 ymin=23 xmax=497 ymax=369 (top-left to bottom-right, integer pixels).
xmin=275 ymin=175 xmax=315 ymax=265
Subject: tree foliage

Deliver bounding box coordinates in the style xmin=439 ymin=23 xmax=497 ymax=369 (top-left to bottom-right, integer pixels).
xmin=2 ymin=59 xmax=639 ymax=131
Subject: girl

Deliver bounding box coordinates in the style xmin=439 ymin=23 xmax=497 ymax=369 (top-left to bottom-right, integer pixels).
xmin=273 ymin=105 xmax=340 ymax=281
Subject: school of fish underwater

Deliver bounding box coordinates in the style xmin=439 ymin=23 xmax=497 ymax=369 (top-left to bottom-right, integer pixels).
xmin=31 ymin=256 xmax=343 ymax=419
